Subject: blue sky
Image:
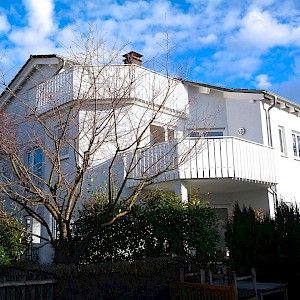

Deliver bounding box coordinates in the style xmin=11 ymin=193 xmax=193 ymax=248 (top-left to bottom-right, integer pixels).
xmin=0 ymin=0 xmax=300 ymax=103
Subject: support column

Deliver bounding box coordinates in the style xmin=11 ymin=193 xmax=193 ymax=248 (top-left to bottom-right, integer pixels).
xmin=268 ymin=186 xmax=276 ymax=218
xmin=174 ymin=181 xmax=188 ymax=203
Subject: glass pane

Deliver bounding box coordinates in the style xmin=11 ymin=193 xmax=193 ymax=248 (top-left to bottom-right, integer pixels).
xmin=278 ymin=128 xmax=284 ymax=153
xmin=168 ymin=129 xmax=174 ymax=141
xmin=34 ymin=148 xmax=43 ymax=177
xmin=27 ymin=152 xmax=33 ymax=167
xmin=150 ymin=125 xmax=165 ymax=145
xmin=205 ymin=131 xmax=223 ymax=137
xmin=189 ymin=131 xmax=201 ymax=138
xmin=297 ymin=135 xmax=300 ymax=157
xmin=292 ymin=134 xmax=297 ymax=156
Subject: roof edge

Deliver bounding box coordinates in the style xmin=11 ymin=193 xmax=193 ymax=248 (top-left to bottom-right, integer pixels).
xmin=0 ymin=54 xmax=65 ymax=101
xmin=184 ymin=79 xmax=300 ymax=110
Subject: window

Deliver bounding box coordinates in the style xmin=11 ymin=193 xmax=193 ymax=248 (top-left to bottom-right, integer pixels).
xmin=25 ymin=217 xmax=41 ymax=244
xmin=167 ymin=129 xmax=174 ymax=141
xmin=292 ymin=132 xmax=300 ymax=157
xmin=150 ymin=125 xmax=165 ymax=145
xmin=278 ymin=126 xmax=286 ymax=155
xmin=56 ymin=127 xmax=69 ymax=158
xmin=26 ymin=217 xmax=31 ymax=232
xmin=51 ymin=216 xmax=58 ymax=239
xmin=27 ymin=148 xmax=43 ymax=177
xmin=189 ymin=130 xmax=223 ymax=138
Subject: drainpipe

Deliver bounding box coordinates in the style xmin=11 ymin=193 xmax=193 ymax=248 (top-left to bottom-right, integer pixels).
xmin=264 ymin=93 xmax=277 ymax=147
xmin=263 ymin=93 xmax=278 ymax=214
xmin=54 ymin=57 xmax=66 ymax=76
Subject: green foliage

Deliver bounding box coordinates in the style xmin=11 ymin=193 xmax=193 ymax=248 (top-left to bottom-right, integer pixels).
xmin=273 ymin=202 xmax=300 ymax=272
xmin=225 ymin=203 xmax=273 ymax=274
xmin=225 ymin=201 xmax=300 ymax=279
xmin=0 ymin=215 xmax=29 ymax=265
xmin=76 ymin=191 xmax=219 ymax=265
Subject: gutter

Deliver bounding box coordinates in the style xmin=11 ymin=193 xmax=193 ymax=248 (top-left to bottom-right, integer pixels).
xmin=53 ymin=57 xmax=66 ymax=76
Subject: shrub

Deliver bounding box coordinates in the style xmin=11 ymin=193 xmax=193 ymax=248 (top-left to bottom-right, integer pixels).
xmin=0 ymin=215 xmax=29 ymax=264
xmin=76 ymin=191 xmax=219 ymax=265
xmin=225 ymin=201 xmax=300 ymax=280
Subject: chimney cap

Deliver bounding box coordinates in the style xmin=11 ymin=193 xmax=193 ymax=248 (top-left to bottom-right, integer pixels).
xmin=123 ymin=51 xmax=143 ymax=65
xmin=123 ymin=51 xmax=143 ymax=59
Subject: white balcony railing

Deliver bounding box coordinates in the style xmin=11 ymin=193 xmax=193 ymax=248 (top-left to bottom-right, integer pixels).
xmin=36 ymin=65 xmax=188 ymax=115
xmin=36 ymin=70 xmax=74 ymax=114
xmin=125 ymin=137 xmax=277 ymax=187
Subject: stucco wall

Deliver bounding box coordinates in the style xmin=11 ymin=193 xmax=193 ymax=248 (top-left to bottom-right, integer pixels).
xmin=268 ymin=103 xmax=300 ymax=204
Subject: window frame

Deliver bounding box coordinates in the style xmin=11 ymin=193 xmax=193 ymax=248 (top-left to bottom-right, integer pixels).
xmin=188 ymin=129 xmax=224 ymax=139
xmin=292 ymin=131 xmax=300 ymax=158
xmin=27 ymin=148 xmax=43 ymax=178
xmin=278 ymin=126 xmax=287 ymax=156
xmin=56 ymin=126 xmax=70 ymax=159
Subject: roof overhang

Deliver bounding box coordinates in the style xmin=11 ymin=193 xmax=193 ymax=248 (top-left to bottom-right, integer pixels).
xmin=183 ymin=79 xmax=300 ymax=115
xmin=0 ymin=54 xmax=65 ymax=110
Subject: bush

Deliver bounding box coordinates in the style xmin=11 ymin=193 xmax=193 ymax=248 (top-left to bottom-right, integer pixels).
xmin=76 ymin=191 xmax=219 ymax=265
xmin=0 ymin=215 xmax=29 ymax=264
xmin=225 ymin=203 xmax=273 ymax=274
xmin=225 ymin=201 xmax=300 ymax=280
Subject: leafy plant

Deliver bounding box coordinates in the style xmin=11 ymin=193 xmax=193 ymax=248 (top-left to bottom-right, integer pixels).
xmin=225 ymin=201 xmax=300 ymax=279
xmin=75 ymin=191 xmax=219 ymax=265
xmin=0 ymin=213 xmax=29 ymax=264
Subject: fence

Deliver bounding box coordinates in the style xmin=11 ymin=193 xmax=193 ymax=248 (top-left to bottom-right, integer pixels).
xmin=0 ymin=267 xmax=55 ymax=300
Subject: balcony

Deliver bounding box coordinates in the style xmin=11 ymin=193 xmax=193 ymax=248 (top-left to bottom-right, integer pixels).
xmin=125 ymin=137 xmax=277 ymax=190
xmin=36 ymin=65 xmax=188 ymax=115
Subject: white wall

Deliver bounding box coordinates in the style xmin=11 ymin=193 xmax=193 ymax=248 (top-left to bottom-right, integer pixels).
xmin=187 ymin=86 xmax=265 ymax=143
xmin=268 ymin=104 xmax=300 ymax=204
xmin=225 ymin=97 xmax=264 ymax=143
xmin=187 ymin=86 xmax=227 ymax=132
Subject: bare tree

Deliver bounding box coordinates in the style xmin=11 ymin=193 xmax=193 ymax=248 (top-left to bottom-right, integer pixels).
xmin=0 ymin=29 xmax=211 ymax=263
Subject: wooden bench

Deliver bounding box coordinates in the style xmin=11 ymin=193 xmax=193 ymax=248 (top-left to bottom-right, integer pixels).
xmin=169 ymin=281 xmax=236 ymax=300
xmin=172 ymin=267 xmax=258 ymax=300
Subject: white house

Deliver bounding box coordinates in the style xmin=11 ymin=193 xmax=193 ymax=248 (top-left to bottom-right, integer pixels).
xmin=1 ymin=52 xmax=300 ymax=262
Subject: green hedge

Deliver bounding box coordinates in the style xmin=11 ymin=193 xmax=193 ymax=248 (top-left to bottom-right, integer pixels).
xmin=76 ymin=192 xmax=219 ymax=265
xmin=226 ymin=202 xmax=300 ymax=280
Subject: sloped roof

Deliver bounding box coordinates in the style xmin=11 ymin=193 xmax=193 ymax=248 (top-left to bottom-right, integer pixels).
xmin=0 ymin=54 xmax=73 ymax=108
xmin=184 ymin=79 xmax=300 ymax=111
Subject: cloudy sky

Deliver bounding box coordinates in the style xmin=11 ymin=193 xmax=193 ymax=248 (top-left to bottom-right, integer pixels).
xmin=0 ymin=0 xmax=300 ymax=103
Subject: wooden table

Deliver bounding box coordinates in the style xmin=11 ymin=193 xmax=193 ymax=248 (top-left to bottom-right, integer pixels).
xmin=238 ymin=281 xmax=288 ymax=300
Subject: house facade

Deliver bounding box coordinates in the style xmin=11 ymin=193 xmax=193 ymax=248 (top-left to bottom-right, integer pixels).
xmin=1 ymin=53 xmax=300 ymax=263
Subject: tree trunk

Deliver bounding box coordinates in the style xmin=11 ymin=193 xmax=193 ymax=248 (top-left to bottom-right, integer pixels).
xmin=53 ymin=239 xmax=78 ymax=264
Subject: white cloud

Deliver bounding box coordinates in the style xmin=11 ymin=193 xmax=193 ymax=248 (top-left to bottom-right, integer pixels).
xmin=9 ymin=0 xmax=56 ymax=48
xmin=255 ymin=74 xmax=272 ymax=89
xmin=0 ymin=15 xmax=10 ymax=32
xmin=196 ymin=34 xmax=217 ymax=45
xmin=226 ymin=9 xmax=300 ymax=55
xmin=25 ymin=0 xmax=55 ymax=34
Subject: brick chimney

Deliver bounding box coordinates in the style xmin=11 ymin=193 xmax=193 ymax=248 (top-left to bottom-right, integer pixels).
xmin=123 ymin=51 xmax=143 ymax=66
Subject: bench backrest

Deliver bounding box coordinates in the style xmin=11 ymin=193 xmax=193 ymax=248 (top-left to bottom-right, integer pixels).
xmin=169 ymin=281 xmax=235 ymax=300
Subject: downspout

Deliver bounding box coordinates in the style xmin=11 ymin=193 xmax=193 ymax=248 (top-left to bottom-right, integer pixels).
xmin=263 ymin=93 xmax=278 ymax=212
xmin=264 ymin=93 xmax=277 ymax=147
xmin=54 ymin=57 xmax=66 ymax=76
